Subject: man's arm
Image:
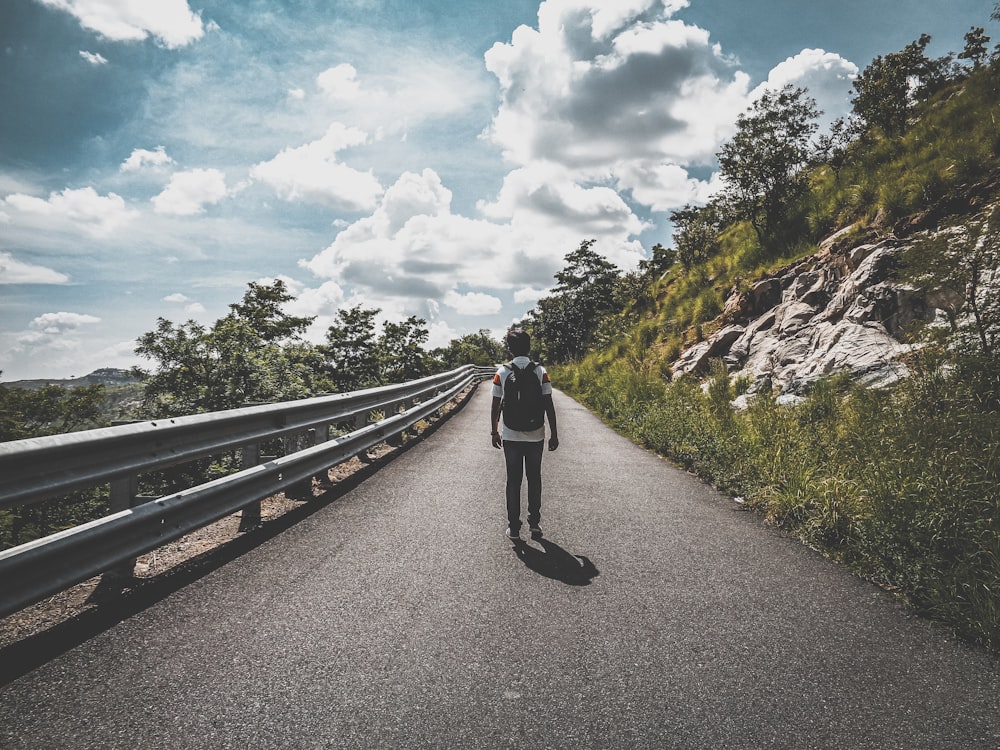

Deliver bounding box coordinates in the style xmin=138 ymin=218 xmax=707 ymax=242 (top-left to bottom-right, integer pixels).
xmin=491 ymin=396 xmax=503 ymax=449
xmin=544 ymin=394 xmax=559 ymax=451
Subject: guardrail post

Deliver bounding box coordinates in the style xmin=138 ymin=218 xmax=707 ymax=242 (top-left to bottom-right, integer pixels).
xmin=239 ymin=443 xmax=262 ymax=531
xmin=285 ymin=429 xmax=316 ymax=500
xmin=107 ymin=473 xmax=139 ymax=580
xmin=312 ymin=425 xmax=329 ymax=486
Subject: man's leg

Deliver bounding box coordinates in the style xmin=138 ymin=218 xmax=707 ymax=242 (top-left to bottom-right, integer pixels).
xmin=524 ymin=440 xmax=544 ymax=527
xmin=503 ymin=441 xmax=526 ymax=531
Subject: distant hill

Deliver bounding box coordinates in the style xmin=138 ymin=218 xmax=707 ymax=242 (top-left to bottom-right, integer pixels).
xmin=1 ymin=368 xmax=141 ymax=391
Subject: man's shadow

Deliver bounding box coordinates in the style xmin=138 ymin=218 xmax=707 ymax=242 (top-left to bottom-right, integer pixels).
xmin=511 ymin=536 xmax=599 ymax=586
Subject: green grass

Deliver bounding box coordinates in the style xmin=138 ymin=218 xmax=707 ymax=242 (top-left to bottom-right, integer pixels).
xmin=553 ymin=355 xmax=1000 ymax=652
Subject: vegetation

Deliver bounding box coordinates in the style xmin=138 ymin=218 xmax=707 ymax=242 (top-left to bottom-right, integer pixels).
xmin=1 ymin=281 xmax=504 ymax=551
xmin=519 ymin=21 xmax=1000 ymax=650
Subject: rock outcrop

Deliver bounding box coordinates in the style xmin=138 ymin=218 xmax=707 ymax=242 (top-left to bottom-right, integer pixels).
xmin=671 ymin=228 xmax=960 ymax=399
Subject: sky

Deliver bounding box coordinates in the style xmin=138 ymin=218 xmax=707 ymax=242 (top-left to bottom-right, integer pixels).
xmin=0 ymin=0 xmax=996 ymax=381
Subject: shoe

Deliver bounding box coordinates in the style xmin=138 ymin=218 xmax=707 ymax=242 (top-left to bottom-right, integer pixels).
xmin=529 ymin=523 xmax=542 ymax=538
xmin=505 ymin=526 xmax=519 ymax=539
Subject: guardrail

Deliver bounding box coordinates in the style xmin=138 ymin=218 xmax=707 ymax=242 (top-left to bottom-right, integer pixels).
xmin=0 ymin=364 xmax=496 ymax=619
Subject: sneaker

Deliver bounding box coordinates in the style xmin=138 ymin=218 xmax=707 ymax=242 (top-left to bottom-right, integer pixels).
xmin=529 ymin=523 xmax=542 ymax=538
xmin=505 ymin=526 xmax=519 ymax=539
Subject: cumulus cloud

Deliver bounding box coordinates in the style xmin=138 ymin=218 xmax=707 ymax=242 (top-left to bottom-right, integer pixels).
xmin=443 ymin=290 xmax=503 ymax=316
xmin=38 ymin=0 xmax=205 ymax=48
xmin=299 ymin=167 xmax=646 ymax=333
xmin=152 ymin=168 xmax=228 ymax=215
xmin=751 ymin=48 xmax=859 ymax=129
xmin=1 ymin=186 xmax=137 ymax=237
xmin=121 ymin=145 xmax=175 ymax=172
xmin=162 ymin=292 xmax=205 ymax=314
xmin=250 ymin=123 xmax=383 ymax=211
xmin=485 ymin=0 xmax=750 ymax=173
xmin=79 ymin=50 xmax=108 ymax=65
xmin=317 ymin=63 xmax=361 ymax=100
xmin=13 ymin=312 xmax=101 ymax=354
xmin=0 ymin=253 xmax=70 ymax=284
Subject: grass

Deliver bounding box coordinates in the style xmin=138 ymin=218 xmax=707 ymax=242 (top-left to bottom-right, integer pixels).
xmin=553 ymin=354 xmax=1000 ymax=652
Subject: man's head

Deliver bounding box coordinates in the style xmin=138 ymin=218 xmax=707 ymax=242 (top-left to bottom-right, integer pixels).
xmin=505 ymin=328 xmax=531 ymax=357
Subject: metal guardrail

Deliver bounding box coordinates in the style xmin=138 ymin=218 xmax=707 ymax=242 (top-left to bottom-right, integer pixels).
xmin=0 ymin=364 xmax=496 ymax=619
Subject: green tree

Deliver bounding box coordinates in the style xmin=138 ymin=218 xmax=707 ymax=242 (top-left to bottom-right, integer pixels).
xmin=717 ymin=85 xmax=820 ymax=247
xmin=0 ymin=382 xmax=106 ymax=442
xmin=670 ymin=204 xmax=723 ymax=270
xmin=433 ymin=330 xmax=505 ymax=369
xmin=959 ymin=27 xmax=991 ymax=69
xmin=850 ymin=34 xmax=954 ymax=138
xmin=530 ymin=239 xmax=621 ymax=363
xmin=377 ymin=316 xmax=430 ymax=383
xmin=638 ymin=242 xmax=677 ymax=277
xmin=135 ymin=280 xmax=317 ymax=416
xmin=322 ymin=305 xmax=383 ymax=391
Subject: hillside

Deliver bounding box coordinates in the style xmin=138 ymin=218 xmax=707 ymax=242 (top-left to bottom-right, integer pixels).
xmin=1 ymin=368 xmax=140 ymax=391
xmin=540 ymin=56 xmax=1000 ymax=650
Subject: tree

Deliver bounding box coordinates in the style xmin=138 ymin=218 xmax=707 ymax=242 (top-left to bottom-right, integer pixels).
xmin=850 ymin=34 xmax=954 ymax=138
xmin=226 ymin=279 xmax=313 ymax=342
xmin=322 ymin=305 xmax=382 ymax=391
xmin=377 ymin=316 xmax=430 ymax=384
xmin=0 ymin=382 xmax=105 ymax=442
xmin=717 ymin=85 xmax=819 ymax=247
xmin=135 ymin=280 xmax=317 ymax=417
xmin=638 ymin=242 xmax=677 ymax=277
xmin=529 ymin=239 xmax=621 ymax=363
xmin=432 ymin=330 xmax=505 ymax=369
xmin=670 ymin=204 xmax=723 ymax=270
xmin=959 ymin=27 xmax=991 ymax=69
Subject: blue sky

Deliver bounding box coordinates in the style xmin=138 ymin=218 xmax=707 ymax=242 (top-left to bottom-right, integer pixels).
xmin=1 ymin=0 xmax=995 ymax=380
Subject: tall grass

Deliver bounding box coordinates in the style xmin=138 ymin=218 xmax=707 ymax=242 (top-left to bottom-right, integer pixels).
xmin=554 ymin=355 xmax=1000 ymax=652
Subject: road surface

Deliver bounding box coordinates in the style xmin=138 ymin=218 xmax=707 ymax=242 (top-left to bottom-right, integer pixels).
xmin=1 ymin=386 xmax=998 ymax=749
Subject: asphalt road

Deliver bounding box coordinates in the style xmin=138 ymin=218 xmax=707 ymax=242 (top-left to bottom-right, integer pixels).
xmin=1 ymin=386 xmax=998 ymax=749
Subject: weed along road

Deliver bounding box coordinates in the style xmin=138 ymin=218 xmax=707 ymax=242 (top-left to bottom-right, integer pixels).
xmin=1 ymin=385 xmax=998 ymax=749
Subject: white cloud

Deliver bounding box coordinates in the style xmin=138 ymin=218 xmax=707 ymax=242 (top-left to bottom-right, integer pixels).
xmin=480 ymin=0 xmax=760 ymax=218
xmin=250 ymin=123 xmax=383 ymax=211
xmin=0 ymin=253 xmax=70 ymax=284
xmin=299 ymin=167 xmax=646 ymax=331
xmin=38 ymin=0 xmax=205 ymax=48
xmin=443 ymin=290 xmax=503 ymax=316
xmin=13 ymin=312 xmax=102 ymax=354
xmin=485 ymin=2 xmax=750 ymax=171
xmin=162 ymin=292 xmax=190 ymax=303
xmin=317 ymin=64 xmax=361 ymax=100
xmin=121 ymin=145 xmax=175 ymax=172
xmin=287 ymin=87 xmax=305 ymax=100
xmin=1 ymin=186 xmax=137 ymax=237
xmin=79 ymin=50 xmax=108 ymax=65
xmin=751 ymin=48 xmax=859 ymax=129
xmin=152 ymin=168 xmax=228 ymax=215
xmin=513 ymin=286 xmax=550 ymax=305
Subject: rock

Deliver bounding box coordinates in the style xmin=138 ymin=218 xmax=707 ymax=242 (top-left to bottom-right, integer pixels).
xmin=671 ymin=231 xmax=951 ymax=397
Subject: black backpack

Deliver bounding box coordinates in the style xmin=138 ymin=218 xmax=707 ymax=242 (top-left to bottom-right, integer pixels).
xmin=502 ymin=361 xmax=545 ymax=431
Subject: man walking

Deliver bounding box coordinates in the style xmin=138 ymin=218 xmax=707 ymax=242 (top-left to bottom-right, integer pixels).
xmin=491 ymin=329 xmax=559 ymax=539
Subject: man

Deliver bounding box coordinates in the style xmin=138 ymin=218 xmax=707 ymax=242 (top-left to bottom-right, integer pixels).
xmin=490 ymin=329 xmax=559 ymax=540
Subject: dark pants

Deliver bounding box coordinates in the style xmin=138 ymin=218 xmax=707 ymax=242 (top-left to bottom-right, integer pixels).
xmin=503 ymin=440 xmax=544 ymax=530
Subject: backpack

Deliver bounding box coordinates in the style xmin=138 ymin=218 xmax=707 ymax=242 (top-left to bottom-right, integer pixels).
xmin=502 ymin=361 xmax=545 ymax=431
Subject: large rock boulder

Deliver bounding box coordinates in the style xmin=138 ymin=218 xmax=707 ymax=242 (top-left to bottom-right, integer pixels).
xmin=672 ymin=234 xmax=945 ymax=395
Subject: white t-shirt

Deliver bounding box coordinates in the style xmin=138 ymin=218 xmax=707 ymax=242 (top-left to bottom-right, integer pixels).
xmin=492 ymin=356 xmax=553 ymax=442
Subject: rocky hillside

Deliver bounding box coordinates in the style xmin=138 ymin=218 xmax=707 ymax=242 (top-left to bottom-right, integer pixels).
xmin=669 ymin=213 xmax=987 ymax=404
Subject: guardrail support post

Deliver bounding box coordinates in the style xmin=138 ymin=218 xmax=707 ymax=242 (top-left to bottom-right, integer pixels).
xmin=285 ymin=430 xmax=316 ymax=500
xmin=107 ymin=473 xmax=139 ymax=580
xmin=239 ymin=443 xmax=262 ymax=531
